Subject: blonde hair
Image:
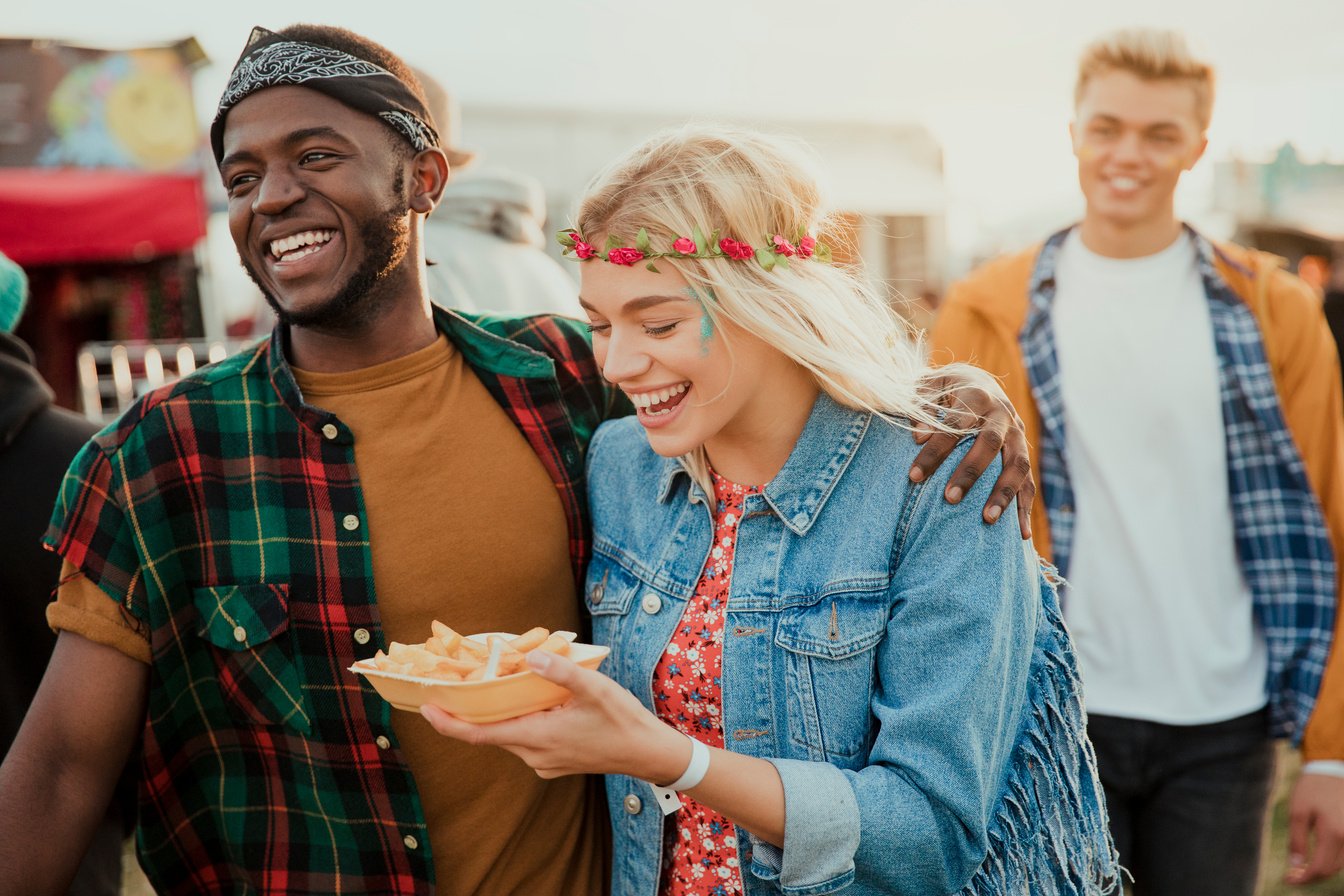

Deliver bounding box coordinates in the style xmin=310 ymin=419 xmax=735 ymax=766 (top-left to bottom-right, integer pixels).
xmin=574 ymin=124 xmax=970 ymax=492
xmin=1075 ymin=28 xmax=1216 ymax=130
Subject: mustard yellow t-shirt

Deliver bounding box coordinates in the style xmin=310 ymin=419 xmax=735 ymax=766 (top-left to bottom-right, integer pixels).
xmin=53 ymin=334 xmax=610 ymax=895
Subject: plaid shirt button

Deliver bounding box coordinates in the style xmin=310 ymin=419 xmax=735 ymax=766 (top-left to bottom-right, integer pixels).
xmin=375 ymin=736 xmax=390 ymax=750
xmin=353 ymin=628 xmax=371 ymax=645
xmin=403 ymin=835 xmax=419 ymax=850
xmin=342 ymin=514 xmax=359 ymax=531
xmin=232 ymin=626 xmax=247 ymax=643
xmin=322 ymin=423 xmax=338 ymax=439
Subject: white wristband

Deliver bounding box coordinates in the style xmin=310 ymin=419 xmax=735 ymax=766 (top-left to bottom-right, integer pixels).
xmin=648 ymin=736 xmax=711 ymax=816
xmin=668 ymin=736 xmax=711 ymax=791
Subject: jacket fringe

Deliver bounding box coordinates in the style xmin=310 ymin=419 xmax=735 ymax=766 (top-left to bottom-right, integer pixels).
xmin=958 ymin=577 xmax=1122 ymax=895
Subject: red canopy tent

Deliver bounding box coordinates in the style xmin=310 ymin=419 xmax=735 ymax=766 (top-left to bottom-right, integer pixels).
xmin=0 ymin=169 xmax=207 ymax=266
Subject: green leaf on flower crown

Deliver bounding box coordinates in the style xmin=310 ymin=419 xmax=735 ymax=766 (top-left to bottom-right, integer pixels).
xmin=605 ymin=234 xmax=624 ymax=250
xmin=774 ymin=254 xmax=790 ymax=269
xmin=754 ymin=247 xmax=777 ymax=272
xmin=635 ymin=228 xmax=653 ymax=254
xmin=645 ymin=261 xmax=661 ymax=273
xmin=692 ymin=225 xmax=708 ymax=257
xmin=815 ymin=242 xmax=833 ymax=263
xmin=556 ymin=230 xmax=576 ymax=248
xmin=708 ymin=229 xmax=721 ymax=255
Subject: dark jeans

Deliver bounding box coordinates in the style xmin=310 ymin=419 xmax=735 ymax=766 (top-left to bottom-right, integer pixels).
xmin=1087 ymin=708 xmax=1277 ymax=896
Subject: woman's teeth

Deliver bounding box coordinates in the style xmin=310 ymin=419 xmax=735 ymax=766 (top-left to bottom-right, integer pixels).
xmin=631 ymin=383 xmax=688 ymax=414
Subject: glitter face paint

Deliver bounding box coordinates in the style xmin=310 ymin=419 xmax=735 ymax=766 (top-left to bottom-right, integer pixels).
xmin=687 ymin=286 xmax=716 ymax=356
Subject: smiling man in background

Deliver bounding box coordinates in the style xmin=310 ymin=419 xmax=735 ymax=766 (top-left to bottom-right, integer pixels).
xmin=931 ymin=27 xmax=1344 ymax=894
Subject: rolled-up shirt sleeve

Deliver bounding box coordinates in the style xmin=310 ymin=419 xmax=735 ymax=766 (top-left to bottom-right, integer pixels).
xmin=47 ymin=560 xmax=150 ymax=665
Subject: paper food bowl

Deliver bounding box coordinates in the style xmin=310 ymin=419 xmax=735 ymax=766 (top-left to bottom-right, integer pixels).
xmin=350 ymin=633 xmax=610 ymax=723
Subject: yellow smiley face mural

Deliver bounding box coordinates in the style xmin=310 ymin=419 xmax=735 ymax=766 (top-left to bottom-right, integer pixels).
xmin=105 ymin=51 xmax=196 ymax=170
xmin=43 ymin=48 xmax=198 ymax=171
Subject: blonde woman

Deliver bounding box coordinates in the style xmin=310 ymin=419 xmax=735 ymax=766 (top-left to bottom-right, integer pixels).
xmin=423 ymin=126 xmax=1118 ymax=895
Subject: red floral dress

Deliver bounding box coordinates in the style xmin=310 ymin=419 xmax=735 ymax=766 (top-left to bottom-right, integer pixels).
xmin=652 ymin=471 xmax=760 ymax=896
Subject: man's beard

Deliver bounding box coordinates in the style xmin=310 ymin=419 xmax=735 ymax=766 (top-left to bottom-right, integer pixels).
xmin=244 ymin=175 xmax=412 ymax=333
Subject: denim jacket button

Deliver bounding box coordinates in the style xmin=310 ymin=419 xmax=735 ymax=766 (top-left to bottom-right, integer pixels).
xmin=640 ymin=593 xmax=662 ymax=615
xmin=623 ymin=793 xmax=643 ymax=815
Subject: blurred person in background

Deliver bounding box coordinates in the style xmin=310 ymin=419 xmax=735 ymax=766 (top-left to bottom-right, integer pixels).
xmin=415 ymin=69 xmax=582 ymax=318
xmin=0 ymin=250 xmax=125 ymax=896
xmin=931 ymin=28 xmax=1344 ymax=894
xmin=0 ymin=23 xmax=1032 ymax=896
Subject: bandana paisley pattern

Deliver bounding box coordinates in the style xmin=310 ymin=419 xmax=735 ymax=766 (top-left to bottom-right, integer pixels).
xmin=218 ymin=42 xmax=383 ymax=110
xmin=652 ymin=471 xmax=759 ymax=896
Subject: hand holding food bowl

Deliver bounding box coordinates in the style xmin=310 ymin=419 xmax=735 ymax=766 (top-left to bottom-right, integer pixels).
xmin=350 ymin=622 xmax=610 ymax=723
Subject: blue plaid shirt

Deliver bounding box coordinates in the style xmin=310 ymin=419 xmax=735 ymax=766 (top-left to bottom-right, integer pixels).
xmin=1021 ymin=225 xmax=1336 ymax=743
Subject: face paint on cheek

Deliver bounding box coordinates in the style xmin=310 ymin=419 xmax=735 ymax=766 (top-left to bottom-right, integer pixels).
xmin=687 ymin=287 xmax=716 ymax=356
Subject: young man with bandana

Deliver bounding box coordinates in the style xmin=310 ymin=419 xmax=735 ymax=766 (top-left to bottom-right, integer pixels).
xmin=0 ymin=25 xmax=1034 ymax=896
xmin=932 ymin=28 xmax=1344 ymax=894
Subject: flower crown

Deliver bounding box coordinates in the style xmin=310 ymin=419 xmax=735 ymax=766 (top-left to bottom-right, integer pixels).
xmin=556 ymin=226 xmax=831 ymax=273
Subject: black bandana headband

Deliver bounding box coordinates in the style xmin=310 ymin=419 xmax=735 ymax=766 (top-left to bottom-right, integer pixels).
xmin=210 ymin=26 xmax=440 ymax=164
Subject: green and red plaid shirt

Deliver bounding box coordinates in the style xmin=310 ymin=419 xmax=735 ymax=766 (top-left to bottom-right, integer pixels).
xmin=45 ymin=307 xmax=627 ymax=895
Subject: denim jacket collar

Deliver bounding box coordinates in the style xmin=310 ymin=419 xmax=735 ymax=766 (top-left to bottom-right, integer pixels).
xmin=656 ymin=391 xmax=871 ymax=536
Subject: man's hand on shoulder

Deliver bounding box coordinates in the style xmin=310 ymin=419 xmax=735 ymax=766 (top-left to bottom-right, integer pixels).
xmin=909 ymin=366 xmax=1035 ymax=539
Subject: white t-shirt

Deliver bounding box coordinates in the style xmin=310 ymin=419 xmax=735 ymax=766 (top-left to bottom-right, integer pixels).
xmin=1053 ymin=229 xmax=1267 ymax=725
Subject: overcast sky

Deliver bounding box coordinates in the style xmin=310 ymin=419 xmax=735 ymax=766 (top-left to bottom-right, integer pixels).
xmin=11 ymin=0 xmax=1344 ymax=258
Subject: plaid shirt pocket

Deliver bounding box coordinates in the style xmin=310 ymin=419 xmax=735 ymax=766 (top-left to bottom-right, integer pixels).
xmin=193 ymin=583 xmax=313 ymax=736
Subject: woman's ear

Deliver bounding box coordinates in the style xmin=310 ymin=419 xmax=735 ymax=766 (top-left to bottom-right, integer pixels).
xmin=408 ymin=147 xmax=449 ymax=215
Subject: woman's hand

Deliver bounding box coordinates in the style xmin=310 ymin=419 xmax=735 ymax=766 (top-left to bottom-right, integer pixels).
xmin=910 ymin=366 xmax=1035 ymax=538
xmin=419 ymin=651 xmax=689 ymax=783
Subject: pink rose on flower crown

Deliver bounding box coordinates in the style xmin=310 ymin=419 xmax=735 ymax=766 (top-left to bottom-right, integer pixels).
xmin=607 ymin=247 xmax=645 ymax=266
xmin=573 ymin=239 xmax=597 ymax=260
xmin=797 ymin=235 xmax=816 ymax=258
xmin=719 ymin=238 xmax=754 ymax=260
xmin=672 ymin=237 xmax=697 ymax=255
xmin=772 ymin=234 xmax=797 ymax=257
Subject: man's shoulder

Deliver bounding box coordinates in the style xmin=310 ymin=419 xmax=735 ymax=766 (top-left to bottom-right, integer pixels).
xmin=88 ymin=340 xmax=271 ymax=456
xmin=1211 ymin=241 xmax=1322 ymax=325
xmin=453 ymin=310 xmax=595 ymax=364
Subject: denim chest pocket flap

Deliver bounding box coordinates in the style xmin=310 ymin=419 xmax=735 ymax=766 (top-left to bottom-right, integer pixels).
xmin=774 ymin=594 xmax=890 ymax=761
xmin=585 ymin=554 xmax=642 ymax=617
xmin=191 ymin=583 xmax=311 ymax=735
xmin=774 ymin=594 xmax=890 ymax=659
xmin=194 ymin=583 xmax=291 ymax=650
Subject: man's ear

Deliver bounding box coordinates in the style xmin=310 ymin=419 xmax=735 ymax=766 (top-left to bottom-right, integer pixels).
xmin=1185 ymin=134 xmax=1209 ymax=172
xmin=409 ymin=147 xmax=449 ymax=215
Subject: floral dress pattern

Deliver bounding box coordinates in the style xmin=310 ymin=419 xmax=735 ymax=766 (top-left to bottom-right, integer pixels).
xmin=653 ymin=471 xmax=760 ymax=896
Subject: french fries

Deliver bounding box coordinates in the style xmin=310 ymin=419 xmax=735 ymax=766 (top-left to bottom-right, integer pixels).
xmin=366 ymin=623 xmax=576 ymax=682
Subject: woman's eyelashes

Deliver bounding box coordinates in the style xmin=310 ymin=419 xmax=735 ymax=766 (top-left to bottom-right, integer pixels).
xmin=584 ymin=321 xmax=682 ymax=337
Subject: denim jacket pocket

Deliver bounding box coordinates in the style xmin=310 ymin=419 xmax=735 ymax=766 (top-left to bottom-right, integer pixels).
xmin=775 ymin=595 xmax=889 ymax=761
xmin=192 ymin=583 xmax=313 ymax=736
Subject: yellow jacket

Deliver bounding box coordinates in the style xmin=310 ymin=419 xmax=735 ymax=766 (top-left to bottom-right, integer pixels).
xmin=930 ymin=239 xmax=1344 ymax=762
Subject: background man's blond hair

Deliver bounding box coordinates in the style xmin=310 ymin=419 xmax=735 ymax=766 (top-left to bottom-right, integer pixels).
xmin=1075 ymin=28 xmax=1216 ymax=130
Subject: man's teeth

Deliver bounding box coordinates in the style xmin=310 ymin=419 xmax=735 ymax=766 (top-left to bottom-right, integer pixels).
xmin=631 ymin=383 xmax=688 ymax=411
xmin=270 ymin=230 xmax=334 ymax=259
xmin=1109 ymin=177 xmax=1140 ymax=190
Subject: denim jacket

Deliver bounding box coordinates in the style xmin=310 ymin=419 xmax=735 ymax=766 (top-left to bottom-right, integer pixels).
xmin=585 ymin=393 xmax=1118 ymax=896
